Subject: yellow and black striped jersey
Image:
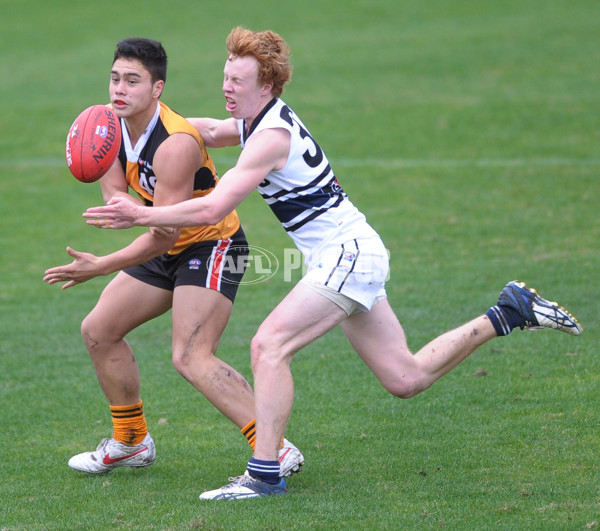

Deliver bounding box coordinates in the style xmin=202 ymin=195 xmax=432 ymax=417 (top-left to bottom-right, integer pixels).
xmin=118 ymin=101 xmax=240 ymax=255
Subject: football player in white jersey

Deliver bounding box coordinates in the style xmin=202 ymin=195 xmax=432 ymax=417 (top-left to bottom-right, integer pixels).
xmin=84 ymin=27 xmax=582 ymax=500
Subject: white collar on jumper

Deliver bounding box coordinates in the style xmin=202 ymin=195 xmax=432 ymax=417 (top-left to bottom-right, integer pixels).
xmin=121 ymin=102 xmax=161 ymax=163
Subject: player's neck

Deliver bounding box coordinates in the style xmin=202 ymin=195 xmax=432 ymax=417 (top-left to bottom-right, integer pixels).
xmin=124 ymin=102 xmax=159 ymax=145
xmin=244 ymin=97 xmax=277 ymax=137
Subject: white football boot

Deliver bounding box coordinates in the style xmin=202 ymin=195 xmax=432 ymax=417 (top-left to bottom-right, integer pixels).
xmin=496 ymin=280 xmax=582 ymax=335
xmin=278 ymin=438 xmax=304 ymax=477
xmin=68 ymin=433 xmax=156 ymax=474
xmin=200 ymin=471 xmax=287 ymax=500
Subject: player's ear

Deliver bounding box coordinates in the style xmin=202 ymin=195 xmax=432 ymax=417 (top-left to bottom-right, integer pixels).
xmin=153 ymin=79 xmax=165 ymax=99
xmin=261 ymin=82 xmax=273 ymax=96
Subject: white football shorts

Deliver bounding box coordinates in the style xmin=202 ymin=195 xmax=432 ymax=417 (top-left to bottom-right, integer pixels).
xmin=300 ymin=236 xmax=389 ymax=315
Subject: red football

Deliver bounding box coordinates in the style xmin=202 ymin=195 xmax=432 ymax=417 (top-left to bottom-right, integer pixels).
xmin=65 ymin=105 xmax=121 ymax=183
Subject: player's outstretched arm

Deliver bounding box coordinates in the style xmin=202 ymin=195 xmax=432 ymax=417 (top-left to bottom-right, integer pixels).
xmin=84 ymin=177 xmax=243 ymax=229
xmin=84 ymin=128 xmax=290 ymax=230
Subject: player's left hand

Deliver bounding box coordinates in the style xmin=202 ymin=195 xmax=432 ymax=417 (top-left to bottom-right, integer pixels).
xmin=43 ymin=247 xmax=103 ymax=290
xmin=83 ymin=196 xmax=139 ymax=229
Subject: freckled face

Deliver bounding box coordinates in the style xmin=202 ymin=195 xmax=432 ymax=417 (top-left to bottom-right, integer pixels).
xmin=222 ymin=55 xmax=269 ymax=123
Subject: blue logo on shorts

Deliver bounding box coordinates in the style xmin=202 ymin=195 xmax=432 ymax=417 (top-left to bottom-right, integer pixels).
xmin=188 ymin=258 xmax=202 ymax=270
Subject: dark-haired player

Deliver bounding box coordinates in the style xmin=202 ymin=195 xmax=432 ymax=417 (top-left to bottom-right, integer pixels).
xmin=44 ymin=37 xmax=303 ymax=477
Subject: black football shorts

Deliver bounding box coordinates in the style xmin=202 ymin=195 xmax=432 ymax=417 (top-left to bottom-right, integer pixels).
xmin=123 ymin=226 xmax=249 ymax=303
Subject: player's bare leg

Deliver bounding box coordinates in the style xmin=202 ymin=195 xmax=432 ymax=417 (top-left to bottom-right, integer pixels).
xmin=173 ymin=286 xmax=304 ymax=478
xmin=340 ymin=299 xmax=496 ymax=397
xmin=81 ymin=271 xmax=172 ymax=405
xmin=199 ymin=284 xmax=346 ymax=499
xmin=69 ymin=272 xmax=171 ymax=473
xmin=171 ymin=286 xmax=255 ymax=427
xmin=251 ymin=284 xmax=347 ymax=462
xmin=341 ymin=279 xmax=582 ymax=398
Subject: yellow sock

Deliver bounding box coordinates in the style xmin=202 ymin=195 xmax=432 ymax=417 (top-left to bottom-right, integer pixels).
xmin=110 ymin=400 xmax=148 ymax=446
xmin=241 ymin=419 xmax=256 ymax=451
xmin=241 ymin=418 xmax=285 ymax=451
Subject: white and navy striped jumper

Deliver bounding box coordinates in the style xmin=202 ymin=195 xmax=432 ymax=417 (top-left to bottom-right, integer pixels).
xmin=238 ymin=98 xmax=379 ymax=264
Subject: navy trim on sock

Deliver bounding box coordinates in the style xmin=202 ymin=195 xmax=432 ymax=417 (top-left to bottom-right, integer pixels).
xmin=487 ymin=306 xmax=511 ymax=336
xmin=487 ymin=305 xmax=524 ymax=336
xmin=247 ymin=457 xmax=281 ymax=485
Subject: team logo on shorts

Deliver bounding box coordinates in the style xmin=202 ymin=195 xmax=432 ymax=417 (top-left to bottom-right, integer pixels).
xmin=188 ymin=258 xmax=202 ymax=270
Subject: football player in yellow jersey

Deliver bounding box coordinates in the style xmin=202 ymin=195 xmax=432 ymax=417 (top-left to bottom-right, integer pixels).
xmin=44 ymin=38 xmax=303 ymax=477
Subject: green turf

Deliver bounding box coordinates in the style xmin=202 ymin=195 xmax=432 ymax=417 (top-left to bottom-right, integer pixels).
xmin=1 ymin=0 xmax=599 ymax=529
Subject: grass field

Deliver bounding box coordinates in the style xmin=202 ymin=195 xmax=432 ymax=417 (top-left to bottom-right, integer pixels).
xmin=1 ymin=0 xmax=599 ymax=529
